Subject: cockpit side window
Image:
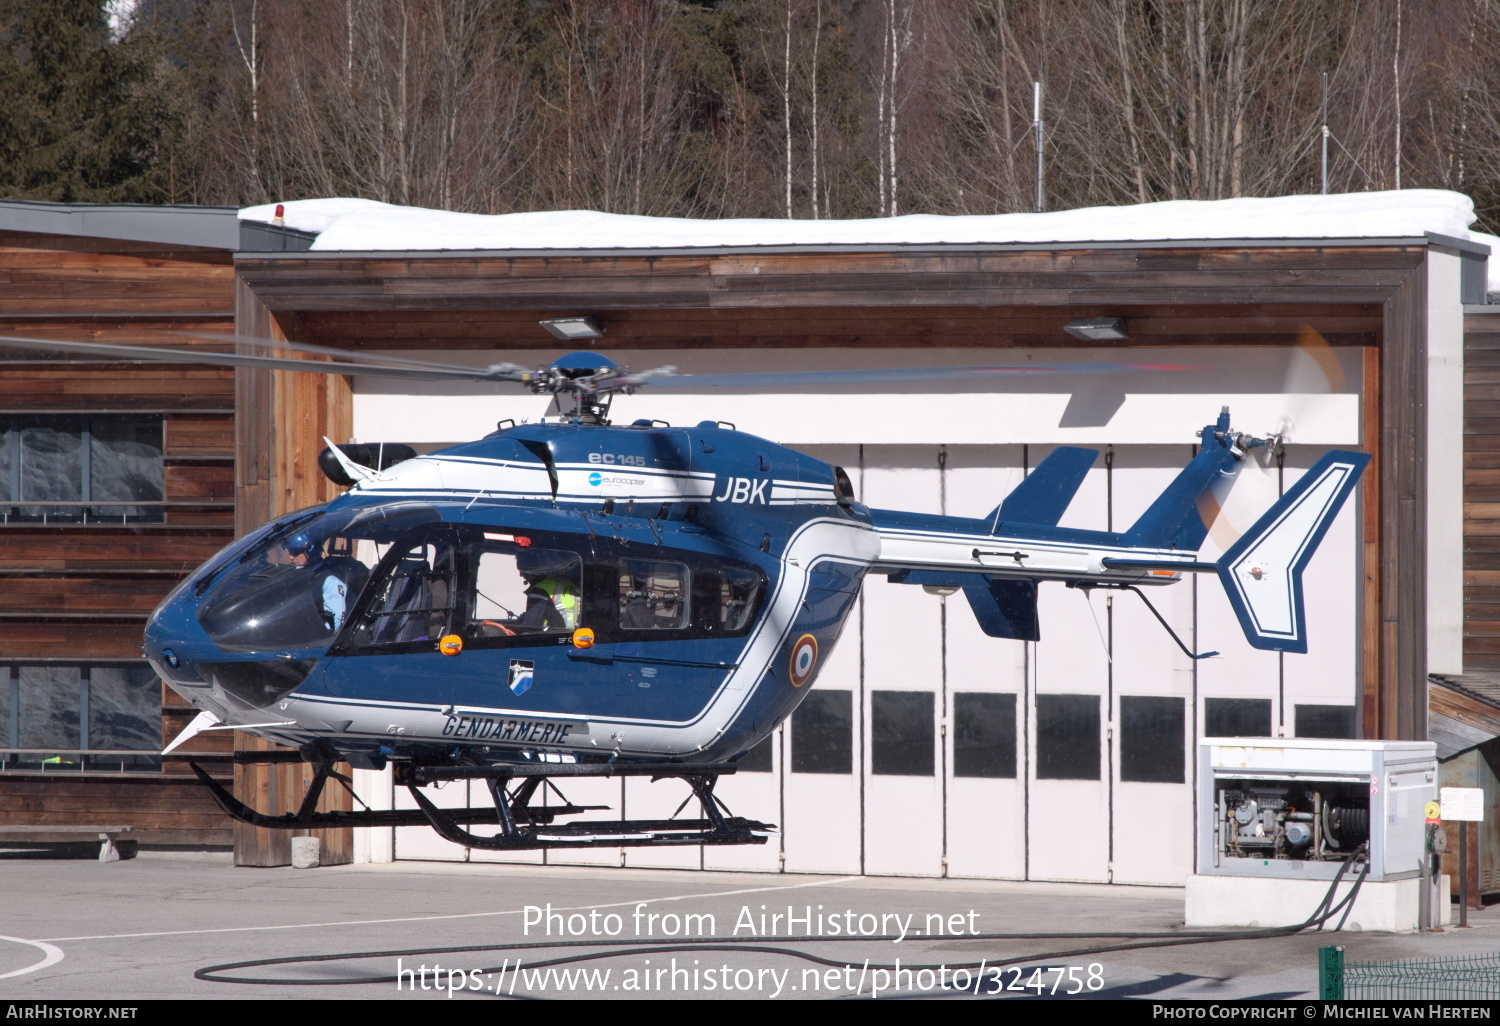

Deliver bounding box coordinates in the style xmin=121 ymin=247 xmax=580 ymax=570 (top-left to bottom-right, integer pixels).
xmin=195 ymin=504 xmax=441 ymax=654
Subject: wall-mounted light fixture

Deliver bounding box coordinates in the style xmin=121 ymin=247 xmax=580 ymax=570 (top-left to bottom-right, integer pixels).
xmin=1063 ymin=316 xmax=1129 ymax=341
xmin=539 ymin=316 xmax=605 ymax=341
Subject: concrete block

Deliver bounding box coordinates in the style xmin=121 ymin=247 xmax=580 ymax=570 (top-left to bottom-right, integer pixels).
xmin=291 ymin=836 xmax=321 ymax=869
xmin=1185 ymin=873 xmax=1422 ymax=932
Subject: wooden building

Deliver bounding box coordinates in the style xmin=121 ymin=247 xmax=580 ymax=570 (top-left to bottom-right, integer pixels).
xmin=1 ymin=198 xmax=1492 ymax=879
xmin=0 ymin=202 xmax=242 ymax=847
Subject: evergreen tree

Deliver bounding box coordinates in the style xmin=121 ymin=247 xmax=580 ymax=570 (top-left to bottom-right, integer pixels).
xmin=0 ymin=0 xmax=182 ymax=202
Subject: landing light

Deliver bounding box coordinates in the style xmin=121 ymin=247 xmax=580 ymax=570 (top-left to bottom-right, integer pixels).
xmin=1063 ymin=316 xmax=1129 ymax=341
xmin=540 ymin=317 xmax=604 ymax=341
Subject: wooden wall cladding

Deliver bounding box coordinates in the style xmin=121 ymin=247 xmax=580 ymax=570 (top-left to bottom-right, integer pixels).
xmin=0 ymin=773 xmax=232 ymax=846
xmin=0 ymin=365 xmax=233 ymax=410
xmin=1464 ymin=314 xmax=1500 ymax=669
xmin=0 ymin=231 xmax=233 ymax=316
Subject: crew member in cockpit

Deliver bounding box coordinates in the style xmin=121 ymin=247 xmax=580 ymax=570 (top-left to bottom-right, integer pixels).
xmin=516 ymin=550 xmax=579 ymax=631
xmin=272 ymin=532 xmax=348 ymax=632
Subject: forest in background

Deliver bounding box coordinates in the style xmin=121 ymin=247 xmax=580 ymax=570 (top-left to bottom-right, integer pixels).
xmin=4 ymin=0 xmax=1500 ymax=230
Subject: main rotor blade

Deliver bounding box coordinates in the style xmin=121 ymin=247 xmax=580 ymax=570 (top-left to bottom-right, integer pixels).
xmin=0 ymin=333 xmax=500 ymax=382
xmin=163 ymin=329 xmax=524 ymax=377
xmin=628 ymin=362 xmax=1197 ymax=389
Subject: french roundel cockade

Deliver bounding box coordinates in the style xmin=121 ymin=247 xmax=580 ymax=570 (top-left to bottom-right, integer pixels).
xmin=789 ymin=634 xmax=819 ymax=687
xmin=0 ymin=331 xmax=1368 ymax=852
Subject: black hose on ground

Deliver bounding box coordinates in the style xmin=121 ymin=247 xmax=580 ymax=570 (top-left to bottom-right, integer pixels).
xmin=193 ymin=845 xmax=1374 ymax=994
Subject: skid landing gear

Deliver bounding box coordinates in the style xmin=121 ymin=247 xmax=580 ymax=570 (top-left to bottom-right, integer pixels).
xmin=191 ymin=751 xmax=775 ymax=849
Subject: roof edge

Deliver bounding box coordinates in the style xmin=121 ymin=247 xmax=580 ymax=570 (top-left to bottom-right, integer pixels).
xmin=235 ymin=235 xmax=1441 ymax=261
xmin=0 ymin=200 xmax=240 ymax=250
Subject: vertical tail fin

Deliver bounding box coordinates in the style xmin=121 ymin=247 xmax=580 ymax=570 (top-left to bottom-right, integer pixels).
xmin=1216 ymin=450 xmax=1369 ymax=653
xmin=1122 ymin=409 xmax=1241 ymax=550
xmin=988 ymin=446 xmax=1098 ymax=527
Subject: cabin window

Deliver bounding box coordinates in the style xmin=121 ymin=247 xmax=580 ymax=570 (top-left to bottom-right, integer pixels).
xmin=618 ymin=559 xmax=689 ymax=630
xmin=791 ymin=689 xmax=852 ymax=773
xmin=1204 ymin=697 xmax=1272 ymax=738
xmin=952 ymin=692 xmax=1017 ymax=778
xmin=0 ymin=415 xmax=163 ymax=524
xmin=1119 ymin=695 xmax=1185 ymax=783
xmin=2 ymin=663 xmax=161 ymax=771
xmin=691 ymin=566 xmax=761 ymax=633
xmin=871 ymin=690 xmax=934 ymax=776
xmin=467 ymin=541 xmax=584 ymax=639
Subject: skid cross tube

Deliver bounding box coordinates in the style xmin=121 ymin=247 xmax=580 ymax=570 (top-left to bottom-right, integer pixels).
xmin=406 ymin=768 xmax=773 ymax=850
xmin=188 ymin=761 xmax=527 ymax=830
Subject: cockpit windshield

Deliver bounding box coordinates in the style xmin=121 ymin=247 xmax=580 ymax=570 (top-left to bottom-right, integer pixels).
xmin=196 ymin=503 xmax=441 ymax=653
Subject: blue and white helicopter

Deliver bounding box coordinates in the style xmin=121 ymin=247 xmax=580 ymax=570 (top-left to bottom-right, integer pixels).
xmin=0 ymin=335 xmax=1369 ymax=850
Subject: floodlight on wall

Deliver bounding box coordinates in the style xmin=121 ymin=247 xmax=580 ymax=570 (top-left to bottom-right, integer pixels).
xmin=539 ymin=316 xmax=605 ymax=341
xmin=1063 ymin=316 xmax=1129 ymax=341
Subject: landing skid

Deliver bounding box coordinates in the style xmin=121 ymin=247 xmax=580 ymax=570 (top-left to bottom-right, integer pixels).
xmin=189 ymin=752 xmax=775 ymax=850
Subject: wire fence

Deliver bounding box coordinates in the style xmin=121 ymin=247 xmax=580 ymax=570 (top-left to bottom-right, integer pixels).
xmin=1320 ymin=946 xmax=1500 ymax=1000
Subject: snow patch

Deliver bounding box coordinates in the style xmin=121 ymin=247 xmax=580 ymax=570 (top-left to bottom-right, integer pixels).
xmin=241 ymin=190 xmax=1497 ymax=291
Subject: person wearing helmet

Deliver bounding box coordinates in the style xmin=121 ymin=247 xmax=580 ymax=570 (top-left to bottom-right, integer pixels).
xmin=272 ymin=531 xmax=348 ymax=632
xmin=515 ymin=549 xmax=580 ymax=631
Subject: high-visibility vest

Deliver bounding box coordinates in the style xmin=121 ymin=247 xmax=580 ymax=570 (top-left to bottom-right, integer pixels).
xmin=534 ymin=578 xmax=579 ymax=629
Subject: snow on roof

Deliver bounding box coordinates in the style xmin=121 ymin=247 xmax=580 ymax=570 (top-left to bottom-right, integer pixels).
xmin=242 ymin=190 xmax=1498 ymax=288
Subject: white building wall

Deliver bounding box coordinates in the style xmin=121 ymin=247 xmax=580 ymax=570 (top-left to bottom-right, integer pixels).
xmin=1428 ymin=249 xmax=1466 ymax=675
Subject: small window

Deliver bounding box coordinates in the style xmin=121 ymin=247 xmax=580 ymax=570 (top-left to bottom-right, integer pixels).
xmin=467 ymin=544 xmax=582 ymax=638
xmin=1205 ymin=697 xmax=1272 ymax=738
xmin=5 ymin=664 xmax=162 ymax=771
xmin=88 ymin=667 xmax=161 ymax=752
xmin=1036 ymin=694 xmax=1100 ymax=780
xmin=0 ymin=667 xmax=12 ymax=749
xmin=953 ymin=692 xmax=1016 ymax=778
xmin=1119 ymin=696 xmax=1185 ymax=783
xmin=18 ymin=665 xmax=78 ymax=752
xmin=618 ymin=559 xmax=688 ymax=630
xmin=1295 ymin=704 xmax=1356 ymax=739
xmin=791 ymin=690 xmax=852 ymax=774
xmin=871 ymin=690 xmax=934 ymax=776
xmin=0 ymin=415 xmax=163 ymax=524
xmin=737 ymin=734 xmax=774 ymax=772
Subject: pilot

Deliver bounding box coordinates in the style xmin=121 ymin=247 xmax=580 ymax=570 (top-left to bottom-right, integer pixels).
xmin=516 ymin=550 xmax=579 ymax=631
xmin=276 ymin=532 xmax=349 ymax=632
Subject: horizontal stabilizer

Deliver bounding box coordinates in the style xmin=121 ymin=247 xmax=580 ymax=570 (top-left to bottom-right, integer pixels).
xmin=991 ymin=447 xmax=1098 ymax=527
xmin=964 ymin=579 xmax=1040 ymax=641
xmin=1216 ymin=450 xmax=1370 ymax=653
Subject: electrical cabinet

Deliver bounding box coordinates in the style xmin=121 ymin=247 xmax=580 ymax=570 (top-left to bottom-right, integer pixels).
xmin=1197 ymin=738 xmax=1437 ymax=882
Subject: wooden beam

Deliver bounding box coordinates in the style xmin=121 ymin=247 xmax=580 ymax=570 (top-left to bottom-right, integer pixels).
xmin=232 ymin=276 xmax=355 ymax=867
xmin=1378 ymin=265 xmax=1429 ymax=740
xmin=1362 ymin=346 xmax=1382 ymax=739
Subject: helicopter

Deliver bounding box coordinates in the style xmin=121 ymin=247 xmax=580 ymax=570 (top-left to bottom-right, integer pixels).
xmin=0 ymin=333 xmax=1368 ymax=851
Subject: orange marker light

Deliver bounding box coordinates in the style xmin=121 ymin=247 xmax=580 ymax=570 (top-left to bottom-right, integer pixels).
xmin=572 ymin=627 xmax=595 ymax=649
xmin=438 ymin=634 xmax=463 ymax=656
